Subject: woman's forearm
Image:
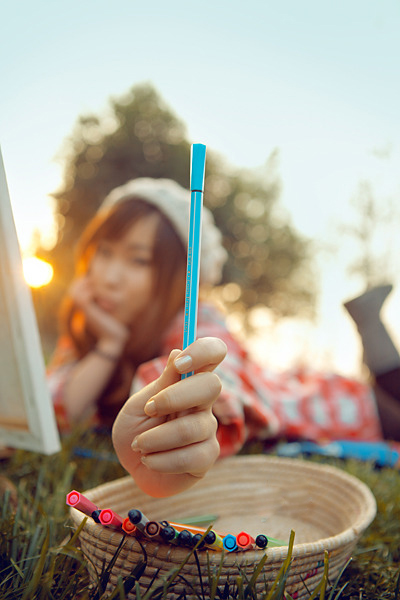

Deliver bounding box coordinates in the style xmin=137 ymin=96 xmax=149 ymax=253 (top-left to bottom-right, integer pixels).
xmin=63 ymin=343 xmax=122 ymax=422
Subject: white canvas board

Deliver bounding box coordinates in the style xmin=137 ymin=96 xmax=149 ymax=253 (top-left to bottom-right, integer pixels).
xmin=0 ymin=148 xmax=60 ymax=454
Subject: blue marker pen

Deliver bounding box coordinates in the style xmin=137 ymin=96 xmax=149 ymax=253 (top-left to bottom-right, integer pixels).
xmin=182 ymin=143 xmax=206 ymax=378
xmin=222 ymin=534 xmax=238 ymax=552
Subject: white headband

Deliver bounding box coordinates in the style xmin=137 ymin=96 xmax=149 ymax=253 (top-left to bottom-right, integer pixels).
xmin=101 ymin=178 xmax=227 ymax=285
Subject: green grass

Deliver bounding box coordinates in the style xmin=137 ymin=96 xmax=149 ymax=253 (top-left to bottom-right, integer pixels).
xmin=1 ymin=429 xmax=399 ymax=599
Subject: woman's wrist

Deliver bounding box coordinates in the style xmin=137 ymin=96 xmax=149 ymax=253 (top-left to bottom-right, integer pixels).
xmin=93 ymin=346 xmax=121 ymax=362
xmin=94 ymin=339 xmax=125 ymax=362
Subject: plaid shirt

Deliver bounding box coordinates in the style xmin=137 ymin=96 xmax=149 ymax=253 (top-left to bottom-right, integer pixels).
xmin=132 ymin=302 xmax=383 ymax=457
xmin=48 ymin=302 xmax=383 ymax=456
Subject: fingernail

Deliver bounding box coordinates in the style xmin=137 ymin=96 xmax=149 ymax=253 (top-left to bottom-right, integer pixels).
xmin=131 ymin=436 xmax=140 ymax=451
xmin=174 ymin=354 xmax=193 ymax=372
xmin=144 ymin=399 xmax=156 ymax=416
xmin=140 ymin=455 xmax=149 ymax=467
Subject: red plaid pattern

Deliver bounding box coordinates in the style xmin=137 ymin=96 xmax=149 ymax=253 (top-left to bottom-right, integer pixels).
xmin=132 ymin=303 xmax=383 ymax=457
xmin=48 ymin=302 xmax=383 ymax=455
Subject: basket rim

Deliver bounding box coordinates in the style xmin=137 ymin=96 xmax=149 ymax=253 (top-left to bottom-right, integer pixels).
xmin=70 ymin=455 xmax=377 ymax=561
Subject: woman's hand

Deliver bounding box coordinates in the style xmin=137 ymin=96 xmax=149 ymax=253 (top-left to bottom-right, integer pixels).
xmin=112 ymin=337 xmax=227 ymax=497
xmin=70 ymin=277 xmax=129 ymax=354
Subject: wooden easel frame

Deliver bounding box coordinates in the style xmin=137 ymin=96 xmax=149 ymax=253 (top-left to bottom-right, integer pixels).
xmin=0 ymin=148 xmax=60 ymax=454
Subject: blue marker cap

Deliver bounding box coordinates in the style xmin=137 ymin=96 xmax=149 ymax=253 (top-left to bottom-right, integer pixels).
xmin=222 ymin=534 xmax=238 ymax=552
xmin=190 ymin=143 xmax=206 ymax=192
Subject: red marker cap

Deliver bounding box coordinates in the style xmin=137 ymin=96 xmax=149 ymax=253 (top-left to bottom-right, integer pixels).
xmin=66 ymin=490 xmax=98 ymax=516
xmin=236 ymin=531 xmax=255 ymax=549
xmin=122 ymin=517 xmax=137 ymax=535
xmin=99 ymin=509 xmax=123 ymax=528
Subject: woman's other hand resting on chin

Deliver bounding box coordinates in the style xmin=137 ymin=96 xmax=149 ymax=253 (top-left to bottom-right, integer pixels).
xmin=112 ymin=337 xmax=227 ymax=497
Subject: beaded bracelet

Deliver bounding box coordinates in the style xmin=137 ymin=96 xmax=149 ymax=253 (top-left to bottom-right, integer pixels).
xmin=93 ymin=347 xmax=120 ymax=362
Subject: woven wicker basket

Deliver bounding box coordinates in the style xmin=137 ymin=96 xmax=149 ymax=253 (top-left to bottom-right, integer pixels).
xmin=70 ymin=455 xmax=376 ymax=598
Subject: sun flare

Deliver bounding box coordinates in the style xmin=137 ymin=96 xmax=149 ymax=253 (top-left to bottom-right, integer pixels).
xmin=23 ymin=256 xmax=54 ymax=288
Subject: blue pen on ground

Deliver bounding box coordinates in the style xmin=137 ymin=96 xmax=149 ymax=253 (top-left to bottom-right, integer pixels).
xmin=182 ymin=143 xmax=206 ymax=378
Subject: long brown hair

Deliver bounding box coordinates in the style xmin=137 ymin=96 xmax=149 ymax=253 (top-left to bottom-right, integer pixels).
xmin=60 ymin=197 xmax=187 ymax=427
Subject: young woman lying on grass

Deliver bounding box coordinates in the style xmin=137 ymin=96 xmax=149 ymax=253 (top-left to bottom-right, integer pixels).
xmin=47 ymin=178 xmax=399 ymax=498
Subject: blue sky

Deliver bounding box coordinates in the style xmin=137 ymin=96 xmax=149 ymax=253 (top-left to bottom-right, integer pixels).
xmin=1 ymin=0 xmax=400 ymax=373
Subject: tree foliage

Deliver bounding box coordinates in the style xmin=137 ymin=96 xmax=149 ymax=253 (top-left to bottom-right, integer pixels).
xmin=38 ymin=82 xmax=316 ymax=343
xmin=341 ymin=180 xmax=396 ymax=289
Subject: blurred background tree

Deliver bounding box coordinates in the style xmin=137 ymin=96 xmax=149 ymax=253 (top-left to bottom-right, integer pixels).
xmin=341 ymin=180 xmax=395 ymax=290
xmin=36 ymin=82 xmax=316 ymax=352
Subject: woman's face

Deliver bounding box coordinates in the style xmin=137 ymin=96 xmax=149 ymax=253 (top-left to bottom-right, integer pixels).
xmin=88 ymin=213 xmax=159 ymax=327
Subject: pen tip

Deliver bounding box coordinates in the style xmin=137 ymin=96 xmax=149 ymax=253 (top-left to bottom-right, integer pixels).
xmin=190 ymin=144 xmax=206 ymax=191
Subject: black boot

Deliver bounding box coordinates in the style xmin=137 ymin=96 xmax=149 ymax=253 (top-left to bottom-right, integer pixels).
xmin=376 ymin=368 xmax=400 ymax=402
xmin=343 ymin=284 xmax=400 ymax=375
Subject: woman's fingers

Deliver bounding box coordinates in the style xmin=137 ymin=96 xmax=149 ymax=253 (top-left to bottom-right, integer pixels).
xmin=132 ymin=410 xmax=218 ymax=454
xmin=173 ymin=337 xmax=227 ymax=375
xmin=140 ymin=437 xmax=220 ymax=476
xmin=144 ymin=371 xmax=222 ymax=417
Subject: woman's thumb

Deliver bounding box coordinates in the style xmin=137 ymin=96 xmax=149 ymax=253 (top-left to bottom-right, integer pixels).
xmin=151 ymin=349 xmax=181 ymax=395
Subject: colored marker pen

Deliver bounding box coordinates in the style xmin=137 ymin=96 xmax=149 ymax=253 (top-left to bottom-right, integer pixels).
xmin=122 ymin=517 xmax=137 ymax=536
xmin=236 ymin=531 xmax=255 ymax=550
xmin=99 ymin=509 xmax=124 ymax=528
xmin=144 ymin=521 xmax=165 ymax=542
xmin=91 ymin=509 xmax=102 ymax=524
xmin=66 ymin=490 xmax=98 ymax=516
xmin=266 ymin=536 xmax=286 ymax=547
xmin=128 ymin=509 xmax=149 ymax=533
xmin=203 ymin=530 xmax=224 ymax=550
xmin=255 ymin=534 xmax=268 ymax=549
xmin=176 ymin=529 xmax=193 ymax=547
xmin=160 ymin=524 xmax=179 ymax=544
xmin=164 ymin=521 xmax=222 ymax=537
xmin=222 ymin=534 xmax=238 ymax=552
xmin=182 ymin=143 xmax=206 ymax=378
xmin=163 ymin=520 xmax=224 ymax=549
xmin=191 ymin=533 xmax=206 ymax=549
